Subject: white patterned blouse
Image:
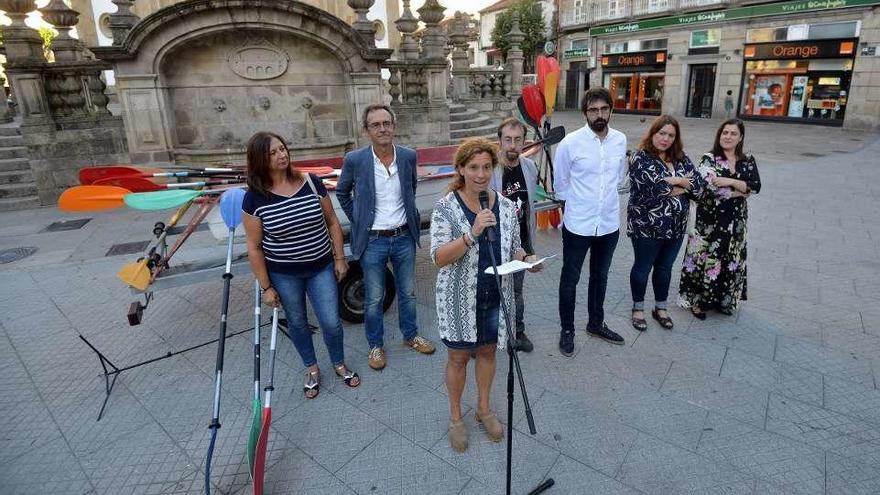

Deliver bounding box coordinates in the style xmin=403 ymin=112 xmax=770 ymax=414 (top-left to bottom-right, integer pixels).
xmin=430 ymin=191 xmax=521 ymax=349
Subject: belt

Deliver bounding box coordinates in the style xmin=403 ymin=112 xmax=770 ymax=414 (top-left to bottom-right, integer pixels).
xmin=371 ymin=225 xmax=408 ymax=237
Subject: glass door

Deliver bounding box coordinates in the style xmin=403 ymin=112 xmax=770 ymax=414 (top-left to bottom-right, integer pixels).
xmin=686 ymin=64 xmax=717 ymax=118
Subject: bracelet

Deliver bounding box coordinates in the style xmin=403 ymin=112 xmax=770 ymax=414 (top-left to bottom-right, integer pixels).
xmin=464 ymin=230 xmax=476 ymax=246
xmin=261 ymin=285 xmax=273 ymax=293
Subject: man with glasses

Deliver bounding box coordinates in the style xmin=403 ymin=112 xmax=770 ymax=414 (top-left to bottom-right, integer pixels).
xmin=337 ymin=104 xmax=436 ymax=370
xmin=554 ymin=87 xmax=628 ymax=355
xmin=489 ymin=117 xmax=538 ymax=352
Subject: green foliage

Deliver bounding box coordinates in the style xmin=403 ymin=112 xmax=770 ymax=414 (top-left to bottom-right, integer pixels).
xmin=489 ymin=0 xmax=547 ymax=69
xmin=38 ymin=27 xmax=57 ymax=61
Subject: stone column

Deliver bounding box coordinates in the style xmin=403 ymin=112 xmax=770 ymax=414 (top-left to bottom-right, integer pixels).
xmin=417 ymin=0 xmax=446 ymax=60
xmin=506 ymin=13 xmax=526 ymax=98
xmin=0 ymin=0 xmax=53 ymax=129
xmin=347 ymin=0 xmax=377 ymax=46
xmin=109 ymin=0 xmax=139 ymax=46
xmin=0 ymin=76 xmax=11 ymax=123
xmin=394 ymin=0 xmax=419 ymax=60
xmin=448 ymin=11 xmax=471 ymax=101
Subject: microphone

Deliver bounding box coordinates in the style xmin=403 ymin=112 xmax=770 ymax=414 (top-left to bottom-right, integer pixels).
xmin=478 ymin=190 xmax=496 ymax=242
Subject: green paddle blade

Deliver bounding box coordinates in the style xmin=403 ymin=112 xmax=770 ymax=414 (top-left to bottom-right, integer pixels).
xmin=124 ymin=189 xmax=202 ymax=210
xmin=247 ymin=399 xmax=261 ymax=477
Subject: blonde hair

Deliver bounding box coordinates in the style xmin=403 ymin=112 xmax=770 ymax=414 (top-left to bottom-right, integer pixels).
xmin=447 ymin=138 xmax=499 ymax=192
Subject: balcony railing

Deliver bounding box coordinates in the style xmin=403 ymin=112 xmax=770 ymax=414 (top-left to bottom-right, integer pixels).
xmin=560 ymin=0 xmax=730 ymax=27
xmin=592 ymin=1 xmax=630 ymax=22
xmin=678 ymin=0 xmax=726 ymax=8
xmin=632 ymin=0 xmax=675 ymax=16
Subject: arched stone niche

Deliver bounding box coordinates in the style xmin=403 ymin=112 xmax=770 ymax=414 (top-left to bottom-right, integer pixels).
xmin=92 ymin=0 xmax=392 ymax=165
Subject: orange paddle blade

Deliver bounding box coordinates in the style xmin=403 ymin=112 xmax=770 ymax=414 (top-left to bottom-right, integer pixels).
xmin=58 ymin=185 xmax=130 ymax=212
xmin=117 ymin=259 xmax=151 ymax=290
xmin=544 ymin=72 xmax=560 ymax=117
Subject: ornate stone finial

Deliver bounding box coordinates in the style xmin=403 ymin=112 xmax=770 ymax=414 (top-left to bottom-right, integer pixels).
xmin=40 ymin=0 xmax=83 ymax=61
xmin=108 ymin=0 xmax=139 ymax=46
xmin=506 ymin=13 xmax=526 ymax=47
xmin=347 ymin=0 xmax=377 ymax=45
xmin=394 ymin=0 xmax=419 ymax=60
xmin=0 ymin=0 xmax=47 ymax=62
xmin=417 ymin=0 xmax=446 ymax=59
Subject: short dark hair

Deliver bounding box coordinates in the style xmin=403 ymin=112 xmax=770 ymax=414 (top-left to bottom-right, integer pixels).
xmin=496 ymin=117 xmax=526 ymax=139
xmin=638 ymin=115 xmax=684 ymax=162
xmin=362 ymin=104 xmax=396 ymax=129
xmin=580 ymin=87 xmax=613 ymax=115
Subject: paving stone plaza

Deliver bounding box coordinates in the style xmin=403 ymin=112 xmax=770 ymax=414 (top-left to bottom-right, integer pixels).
xmin=1 ymin=112 xmax=879 ymax=494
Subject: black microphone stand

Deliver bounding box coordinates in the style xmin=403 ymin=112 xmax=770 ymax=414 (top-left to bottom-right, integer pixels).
xmin=481 ymin=193 xmax=554 ymax=495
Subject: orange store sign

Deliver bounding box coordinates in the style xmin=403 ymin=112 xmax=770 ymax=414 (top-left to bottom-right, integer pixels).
xmin=744 ymin=38 xmax=858 ymax=60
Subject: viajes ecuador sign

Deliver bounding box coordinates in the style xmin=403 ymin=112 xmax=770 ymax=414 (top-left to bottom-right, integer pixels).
xmin=590 ymin=0 xmax=880 ymax=36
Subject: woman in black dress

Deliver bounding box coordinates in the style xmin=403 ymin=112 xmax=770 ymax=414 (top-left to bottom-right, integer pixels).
xmin=679 ymin=119 xmax=762 ymax=318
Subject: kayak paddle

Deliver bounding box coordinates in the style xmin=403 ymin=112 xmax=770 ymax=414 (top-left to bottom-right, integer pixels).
xmin=522 ymin=126 xmax=565 ymax=152
xmin=79 ymin=165 xmax=237 ymax=185
xmin=95 ymin=176 xmax=246 ymax=193
xmin=204 ymin=188 xmax=246 ymax=495
xmin=58 ymin=185 xmax=131 ymax=212
xmin=116 ymin=200 xmax=195 ymax=289
xmin=147 ymin=197 xmax=219 ymax=286
xmin=253 ymin=305 xmax=280 ymax=495
xmin=247 ymin=280 xmax=262 ymax=478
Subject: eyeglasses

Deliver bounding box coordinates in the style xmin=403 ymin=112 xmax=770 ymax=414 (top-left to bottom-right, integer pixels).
xmin=367 ymin=121 xmax=394 ymax=131
xmin=585 ymin=106 xmax=612 ymax=116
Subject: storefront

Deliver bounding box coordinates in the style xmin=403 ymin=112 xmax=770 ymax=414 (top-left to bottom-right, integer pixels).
xmin=739 ymin=38 xmax=858 ymax=125
xmin=563 ymin=47 xmax=592 ymax=110
xmin=600 ymin=50 xmax=667 ymax=115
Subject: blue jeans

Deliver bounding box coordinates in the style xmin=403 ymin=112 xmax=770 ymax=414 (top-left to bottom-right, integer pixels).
xmin=269 ymin=263 xmax=345 ymax=368
xmin=559 ymin=228 xmax=619 ymax=332
xmin=630 ymin=236 xmax=684 ymax=311
xmin=362 ymin=233 xmax=418 ymax=348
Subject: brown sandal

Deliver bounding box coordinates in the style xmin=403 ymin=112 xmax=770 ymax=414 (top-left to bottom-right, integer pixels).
xmin=334 ymin=364 xmax=360 ymax=388
xmin=652 ymin=309 xmax=674 ymax=329
xmin=303 ymin=370 xmax=320 ymax=399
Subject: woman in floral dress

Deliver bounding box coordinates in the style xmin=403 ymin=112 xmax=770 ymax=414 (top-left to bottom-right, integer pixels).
xmin=679 ymin=119 xmax=762 ymax=318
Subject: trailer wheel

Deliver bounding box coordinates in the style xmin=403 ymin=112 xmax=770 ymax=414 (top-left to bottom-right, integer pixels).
xmin=338 ymin=262 xmax=396 ymax=323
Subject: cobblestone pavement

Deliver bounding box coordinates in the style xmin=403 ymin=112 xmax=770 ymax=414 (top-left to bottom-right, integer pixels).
xmin=1 ymin=113 xmax=879 ymax=494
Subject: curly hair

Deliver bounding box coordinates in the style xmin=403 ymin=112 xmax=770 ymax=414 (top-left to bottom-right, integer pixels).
xmin=447 ymin=138 xmax=499 ymax=192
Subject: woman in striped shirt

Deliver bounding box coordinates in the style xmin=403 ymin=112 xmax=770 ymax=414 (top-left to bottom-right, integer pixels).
xmin=242 ymin=131 xmax=359 ymax=399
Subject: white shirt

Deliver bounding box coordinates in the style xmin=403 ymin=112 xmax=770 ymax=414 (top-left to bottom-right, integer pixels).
xmin=371 ymin=146 xmax=407 ymax=230
xmin=553 ymin=124 xmax=628 ymax=237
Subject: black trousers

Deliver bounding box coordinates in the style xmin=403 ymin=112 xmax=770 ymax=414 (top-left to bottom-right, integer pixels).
xmin=558 ymin=227 xmax=619 ymax=332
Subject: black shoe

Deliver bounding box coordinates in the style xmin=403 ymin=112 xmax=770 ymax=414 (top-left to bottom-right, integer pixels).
xmin=514 ymin=331 xmax=534 ymax=353
xmin=587 ymin=323 xmax=625 ymax=345
xmin=690 ymin=307 xmax=707 ymax=320
xmin=559 ymin=330 xmax=575 ymax=357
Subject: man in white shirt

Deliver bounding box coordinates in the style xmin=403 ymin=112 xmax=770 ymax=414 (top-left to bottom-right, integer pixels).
xmin=337 ymin=104 xmax=437 ymax=371
xmin=553 ymin=87 xmax=628 ymax=355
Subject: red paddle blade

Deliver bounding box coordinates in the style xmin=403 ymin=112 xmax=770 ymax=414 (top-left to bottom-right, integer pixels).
xmin=252 ymin=408 xmax=272 ymax=495
xmin=79 ymin=166 xmax=147 ymax=185
xmin=522 ymin=84 xmax=546 ymax=126
xmin=93 ymin=176 xmax=163 ymax=192
xmin=296 ymin=165 xmax=335 ymax=177
xmin=536 ymin=54 xmax=551 ymax=93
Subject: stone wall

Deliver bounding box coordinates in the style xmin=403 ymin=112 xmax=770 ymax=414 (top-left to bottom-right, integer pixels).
xmin=162 ymin=30 xmax=356 ymax=161
xmin=26 ymin=118 xmax=129 ymax=204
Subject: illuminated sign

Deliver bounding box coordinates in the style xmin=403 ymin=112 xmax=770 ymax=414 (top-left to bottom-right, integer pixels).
xmin=602 ymin=50 xmax=666 ymax=68
xmin=744 ymin=39 xmax=859 ymax=60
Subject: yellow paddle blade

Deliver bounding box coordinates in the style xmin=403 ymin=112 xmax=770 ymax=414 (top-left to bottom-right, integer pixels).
xmin=545 ymin=71 xmax=560 ymax=117
xmin=117 ymin=259 xmax=151 ymax=290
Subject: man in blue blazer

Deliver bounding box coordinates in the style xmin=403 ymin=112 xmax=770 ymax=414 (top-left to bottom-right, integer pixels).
xmin=337 ymin=104 xmax=436 ymax=370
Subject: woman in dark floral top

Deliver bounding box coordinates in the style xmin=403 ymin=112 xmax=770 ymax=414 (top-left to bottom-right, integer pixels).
xmin=627 ymin=115 xmax=704 ymax=330
xmin=679 ymin=119 xmax=761 ymax=318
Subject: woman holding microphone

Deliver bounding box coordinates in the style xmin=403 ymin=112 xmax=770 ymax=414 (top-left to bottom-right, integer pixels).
xmin=430 ymin=138 xmax=543 ymax=453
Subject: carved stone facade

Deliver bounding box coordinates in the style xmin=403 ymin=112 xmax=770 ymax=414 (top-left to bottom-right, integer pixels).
xmin=92 ymin=0 xmax=393 ymax=165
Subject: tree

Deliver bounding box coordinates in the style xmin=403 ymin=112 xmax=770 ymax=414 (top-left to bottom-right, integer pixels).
xmin=489 ymin=0 xmax=546 ymax=73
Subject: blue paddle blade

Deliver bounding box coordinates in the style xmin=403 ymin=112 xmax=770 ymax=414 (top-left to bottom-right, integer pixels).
xmin=219 ymin=188 xmax=246 ymax=229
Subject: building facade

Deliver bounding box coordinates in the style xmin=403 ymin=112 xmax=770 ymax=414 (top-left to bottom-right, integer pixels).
xmin=559 ymin=0 xmax=880 ymax=130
